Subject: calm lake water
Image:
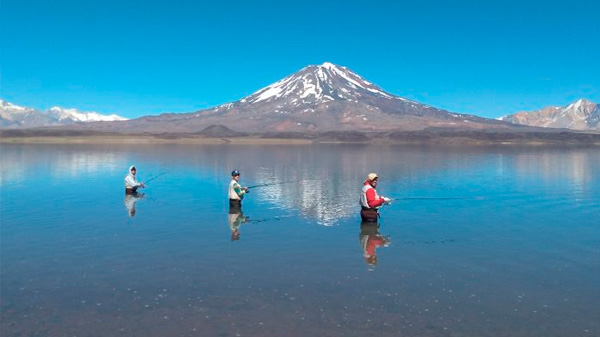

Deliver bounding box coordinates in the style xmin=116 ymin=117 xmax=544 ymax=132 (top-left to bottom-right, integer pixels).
xmin=1 ymin=144 xmax=599 ymax=337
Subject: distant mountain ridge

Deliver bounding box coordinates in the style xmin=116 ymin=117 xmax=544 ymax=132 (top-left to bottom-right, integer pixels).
xmin=70 ymin=62 xmax=511 ymax=133
xmin=0 ymin=100 xmax=127 ymax=128
xmin=4 ymin=64 xmax=598 ymax=135
xmin=500 ymin=99 xmax=599 ymax=131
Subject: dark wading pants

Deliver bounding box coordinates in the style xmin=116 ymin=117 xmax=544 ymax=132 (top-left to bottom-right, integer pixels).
xmin=360 ymin=208 xmax=379 ymax=223
xmin=229 ymin=199 xmax=242 ymax=208
xmin=125 ymin=187 xmax=138 ymax=195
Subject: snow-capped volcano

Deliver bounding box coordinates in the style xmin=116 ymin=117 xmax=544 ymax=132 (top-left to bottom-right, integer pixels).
xmin=500 ymin=99 xmax=599 ymax=130
xmin=0 ymin=100 xmax=128 ymax=128
xmin=214 ymin=62 xmax=439 ymax=118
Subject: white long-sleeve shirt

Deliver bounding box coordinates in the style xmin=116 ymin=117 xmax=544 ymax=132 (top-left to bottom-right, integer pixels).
xmin=125 ymin=173 xmax=142 ymax=189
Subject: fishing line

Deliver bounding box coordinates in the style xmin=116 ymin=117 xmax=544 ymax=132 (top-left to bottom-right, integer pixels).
xmin=393 ymin=197 xmax=463 ymax=201
xmin=247 ymin=214 xmax=294 ymax=223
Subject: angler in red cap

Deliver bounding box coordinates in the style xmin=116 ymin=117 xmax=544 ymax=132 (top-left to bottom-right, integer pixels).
xmin=359 ymin=173 xmax=391 ymax=222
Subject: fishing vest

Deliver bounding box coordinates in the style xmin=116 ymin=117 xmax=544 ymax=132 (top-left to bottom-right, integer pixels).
xmin=360 ymin=184 xmax=381 ymax=210
xmin=228 ymin=179 xmax=243 ymax=200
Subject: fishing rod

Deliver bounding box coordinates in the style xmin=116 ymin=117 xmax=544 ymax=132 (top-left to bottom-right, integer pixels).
xmin=145 ymin=172 xmax=167 ymax=184
xmin=246 ymin=180 xmax=297 ymax=189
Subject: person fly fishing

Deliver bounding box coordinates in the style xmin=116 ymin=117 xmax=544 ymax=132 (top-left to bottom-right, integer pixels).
xmin=125 ymin=165 xmax=145 ymax=195
xmin=359 ymin=173 xmax=391 ymax=222
xmin=228 ymin=170 xmax=249 ymax=207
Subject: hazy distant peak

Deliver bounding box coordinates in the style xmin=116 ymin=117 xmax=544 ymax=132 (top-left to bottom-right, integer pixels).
xmin=565 ymin=98 xmax=594 ymax=111
xmin=48 ymin=106 xmax=128 ymax=122
xmin=0 ymin=100 xmax=128 ymax=128
xmin=0 ymin=99 xmax=30 ymax=112
xmin=49 ymin=106 xmax=79 ymax=115
xmin=500 ymin=98 xmax=599 ymax=130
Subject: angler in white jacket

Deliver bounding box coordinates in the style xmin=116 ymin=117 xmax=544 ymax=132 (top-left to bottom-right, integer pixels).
xmin=124 ymin=165 xmax=145 ymax=195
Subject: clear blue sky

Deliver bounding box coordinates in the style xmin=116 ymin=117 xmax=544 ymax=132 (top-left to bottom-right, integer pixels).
xmin=1 ymin=0 xmax=598 ymax=119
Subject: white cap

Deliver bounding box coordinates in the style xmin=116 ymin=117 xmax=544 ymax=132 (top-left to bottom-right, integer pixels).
xmin=367 ymin=173 xmax=378 ymax=181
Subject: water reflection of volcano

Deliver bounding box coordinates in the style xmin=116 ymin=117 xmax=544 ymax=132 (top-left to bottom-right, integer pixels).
xmin=257 ymin=178 xmax=356 ymax=226
xmin=247 ymin=146 xmax=466 ymax=226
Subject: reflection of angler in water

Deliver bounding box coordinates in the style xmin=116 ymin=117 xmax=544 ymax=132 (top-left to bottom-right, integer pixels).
xmin=228 ymin=204 xmax=249 ymax=241
xmin=359 ymin=221 xmax=391 ymax=267
xmin=124 ymin=192 xmax=145 ymax=217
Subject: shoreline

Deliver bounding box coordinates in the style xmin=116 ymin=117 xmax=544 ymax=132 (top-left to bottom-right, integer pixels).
xmin=0 ymin=135 xmax=314 ymax=145
xmin=1 ymin=134 xmax=599 ymax=146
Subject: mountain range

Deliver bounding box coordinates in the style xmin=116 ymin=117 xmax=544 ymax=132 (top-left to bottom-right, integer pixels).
xmin=500 ymin=99 xmax=599 ymax=131
xmin=0 ymin=100 xmax=127 ymax=128
xmin=1 ymin=63 xmax=597 ymax=134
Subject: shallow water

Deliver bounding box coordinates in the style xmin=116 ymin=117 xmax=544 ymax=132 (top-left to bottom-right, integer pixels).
xmin=1 ymin=144 xmax=599 ymax=337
